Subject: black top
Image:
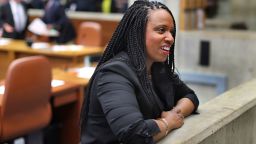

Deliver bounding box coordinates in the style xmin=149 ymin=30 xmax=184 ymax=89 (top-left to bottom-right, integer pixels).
xmin=81 ymin=52 xmax=199 ymax=144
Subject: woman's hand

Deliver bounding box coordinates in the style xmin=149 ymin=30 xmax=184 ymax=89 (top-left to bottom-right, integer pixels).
xmin=161 ymin=110 xmax=184 ymax=131
xmin=153 ymin=110 xmax=184 ymax=141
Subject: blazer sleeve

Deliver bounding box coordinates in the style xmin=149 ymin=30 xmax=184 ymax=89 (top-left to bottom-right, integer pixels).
xmin=173 ymin=75 xmax=199 ymax=112
xmin=95 ymin=69 xmax=160 ymax=144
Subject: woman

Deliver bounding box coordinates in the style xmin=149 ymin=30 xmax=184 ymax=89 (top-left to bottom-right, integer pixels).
xmin=80 ymin=0 xmax=199 ymax=143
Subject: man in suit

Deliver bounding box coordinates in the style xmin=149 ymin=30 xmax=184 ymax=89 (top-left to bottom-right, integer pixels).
xmin=42 ymin=0 xmax=76 ymax=43
xmin=0 ymin=0 xmax=28 ymax=39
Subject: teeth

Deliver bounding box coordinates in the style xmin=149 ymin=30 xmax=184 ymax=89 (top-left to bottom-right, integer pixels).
xmin=162 ymin=46 xmax=170 ymax=51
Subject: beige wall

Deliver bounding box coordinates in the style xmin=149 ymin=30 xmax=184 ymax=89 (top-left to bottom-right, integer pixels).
xmin=176 ymin=30 xmax=256 ymax=90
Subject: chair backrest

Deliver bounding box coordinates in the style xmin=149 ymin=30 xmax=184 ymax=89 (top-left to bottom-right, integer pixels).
xmin=76 ymin=22 xmax=102 ymax=46
xmin=0 ymin=56 xmax=52 ymax=140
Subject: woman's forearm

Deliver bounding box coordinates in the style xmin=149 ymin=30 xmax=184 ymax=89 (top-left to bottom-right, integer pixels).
xmin=174 ymin=98 xmax=195 ymax=117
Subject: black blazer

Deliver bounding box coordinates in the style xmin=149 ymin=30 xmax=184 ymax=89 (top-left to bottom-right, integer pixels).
xmin=0 ymin=2 xmax=28 ymax=39
xmin=81 ymin=52 xmax=199 ymax=144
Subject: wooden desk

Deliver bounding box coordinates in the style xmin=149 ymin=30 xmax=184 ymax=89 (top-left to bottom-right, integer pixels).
xmin=0 ymin=71 xmax=88 ymax=144
xmin=53 ymin=68 xmax=89 ymax=86
xmin=51 ymin=80 xmax=84 ymax=144
xmin=0 ymin=39 xmax=103 ymax=78
xmin=52 ymin=68 xmax=93 ymax=144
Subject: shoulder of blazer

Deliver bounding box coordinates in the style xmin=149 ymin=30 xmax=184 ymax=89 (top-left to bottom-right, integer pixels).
xmin=101 ymin=60 xmax=138 ymax=81
xmin=97 ymin=52 xmax=140 ymax=85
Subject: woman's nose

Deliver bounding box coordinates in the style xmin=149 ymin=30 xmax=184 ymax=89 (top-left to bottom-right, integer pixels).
xmin=165 ymin=32 xmax=174 ymax=44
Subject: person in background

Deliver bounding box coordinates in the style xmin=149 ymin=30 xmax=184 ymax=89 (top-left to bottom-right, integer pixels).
xmin=114 ymin=0 xmax=128 ymax=13
xmin=75 ymin=0 xmax=102 ymax=12
xmin=42 ymin=0 xmax=76 ymax=43
xmin=29 ymin=0 xmax=45 ymax=9
xmin=101 ymin=0 xmax=118 ymax=13
xmin=65 ymin=0 xmax=77 ymax=11
xmin=0 ymin=0 xmax=7 ymax=37
xmin=80 ymin=0 xmax=199 ymax=144
xmin=0 ymin=0 xmax=7 ymax=6
xmin=0 ymin=0 xmax=28 ymax=39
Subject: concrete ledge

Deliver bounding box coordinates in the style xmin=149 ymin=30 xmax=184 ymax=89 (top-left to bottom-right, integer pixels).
xmin=158 ymin=79 xmax=256 ymax=144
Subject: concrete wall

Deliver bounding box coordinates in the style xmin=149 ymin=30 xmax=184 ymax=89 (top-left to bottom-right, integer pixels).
xmin=210 ymin=0 xmax=256 ymax=30
xmin=158 ymin=79 xmax=256 ymax=144
xmin=176 ymin=30 xmax=256 ymax=90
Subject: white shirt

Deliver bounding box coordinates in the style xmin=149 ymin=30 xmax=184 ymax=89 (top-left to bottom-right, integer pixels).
xmin=10 ymin=0 xmax=27 ymax=32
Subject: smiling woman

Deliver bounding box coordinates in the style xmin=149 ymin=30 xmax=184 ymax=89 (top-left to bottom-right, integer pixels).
xmin=80 ymin=0 xmax=199 ymax=144
xmin=145 ymin=9 xmax=175 ymax=71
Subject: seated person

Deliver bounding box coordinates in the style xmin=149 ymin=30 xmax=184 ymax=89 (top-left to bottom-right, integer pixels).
xmin=0 ymin=0 xmax=28 ymax=39
xmin=76 ymin=0 xmax=101 ymax=12
xmin=28 ymin=0 xmax=45 ymax=9
xmin=65 ymin=0 xmax=77 ymax=11
xmin=42 ymin=0 xmax=76 ymax=43
xmin=80 ymin=1 xmax=199 ymax=144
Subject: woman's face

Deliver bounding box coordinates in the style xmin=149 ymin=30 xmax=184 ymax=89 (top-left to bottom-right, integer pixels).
xmin=145 ymin=9 xmax=174 ymax=65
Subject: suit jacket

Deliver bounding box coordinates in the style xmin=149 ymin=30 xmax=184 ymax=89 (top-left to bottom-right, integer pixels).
xmin=29 ymin=0 xmax=45 ymax=9
xmin=81 ymin=52 xmax=199 ymax=144
xmin=42 ymin=0 xmax=76 ymax=43
xmin=76 ymin=0 xmax=102 ymax=12
xmin=0 ymin=2 xmax=28 ymax=39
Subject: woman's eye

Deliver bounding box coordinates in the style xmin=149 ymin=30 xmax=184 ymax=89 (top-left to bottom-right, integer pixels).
xmin=157 ymin=28 xmax=165 ymax=33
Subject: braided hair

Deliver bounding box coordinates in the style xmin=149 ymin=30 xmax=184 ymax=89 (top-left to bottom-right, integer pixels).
xmin=99 ymin=0 xmax=176 ymax=110
xmin=81 ymin=0 xmax=177 ymax=129
xmin=98 ymin=0 xmax=176 ymax=74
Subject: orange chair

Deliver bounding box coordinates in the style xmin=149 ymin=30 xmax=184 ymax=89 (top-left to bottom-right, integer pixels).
xmin=76 ymin=22 xmax=103 ymax=66
xmin=76 ymin=21 xmax=102 ymax=47
xmin=0 ymin=56 xmax=52 ymax=143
